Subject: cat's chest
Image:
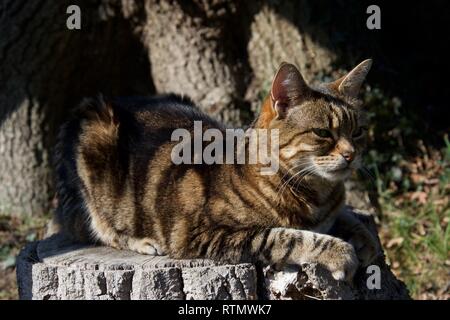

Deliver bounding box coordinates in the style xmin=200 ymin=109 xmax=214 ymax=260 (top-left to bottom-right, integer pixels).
xmin=299 ymin=187 xmax=345 ymax=233
xmin=310 ymin=207 xmax=340 ymax=233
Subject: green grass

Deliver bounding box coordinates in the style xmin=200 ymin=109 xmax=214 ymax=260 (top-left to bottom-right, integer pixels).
xmin=376 ymin=138 xmax=450 ymax=299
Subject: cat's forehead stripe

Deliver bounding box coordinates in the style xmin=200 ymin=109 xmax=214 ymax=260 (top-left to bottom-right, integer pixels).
xmin=331 ymin=107 xmax=340 ymax=129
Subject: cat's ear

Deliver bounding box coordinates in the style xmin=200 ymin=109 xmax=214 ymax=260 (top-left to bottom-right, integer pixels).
xmin=270 ymin=62 xmax=309 ymax=119
xmin=328 ymin=59 xmax=372 ymax=98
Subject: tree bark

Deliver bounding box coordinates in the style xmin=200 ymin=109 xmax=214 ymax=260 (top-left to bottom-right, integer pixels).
xmin=0 ymin=0 xmax=64 ymax=216
xmin=244 ymin=1 xmax=337 ymax=111
xmin=0 ymin=0 xmax=153 ymax=216
xmin=141 ymin=0 xmax=251 ymax=126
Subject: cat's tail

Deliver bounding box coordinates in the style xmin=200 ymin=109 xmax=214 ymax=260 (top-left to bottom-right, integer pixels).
xmin=72 ymin=94 xmax=118 ymax=142
xmin=53 ymin=95 xmax=118 ymax=243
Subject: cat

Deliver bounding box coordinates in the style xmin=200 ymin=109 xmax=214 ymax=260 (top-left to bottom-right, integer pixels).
xmin=53 ymin=59 xmax=379 ymax=282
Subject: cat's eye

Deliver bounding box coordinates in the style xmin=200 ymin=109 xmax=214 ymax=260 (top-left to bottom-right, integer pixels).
xmin=312 ymin=128 xmax=332 ymax=139
xmin=352 ymin=126 xmax=367 ymax=138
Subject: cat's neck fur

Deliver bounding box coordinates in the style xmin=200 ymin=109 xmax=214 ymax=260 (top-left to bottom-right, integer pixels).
xmin=236 ymin=158 xmax=345 ymax=229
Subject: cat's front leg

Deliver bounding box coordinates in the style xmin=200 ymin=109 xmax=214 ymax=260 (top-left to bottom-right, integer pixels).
xmin=331 ymin=209 xmax=381 ymax=267
xmin=179 ymin=226 xmax=358 ymax=281
xmin=250 ymin=228 xmax=359 ymax=281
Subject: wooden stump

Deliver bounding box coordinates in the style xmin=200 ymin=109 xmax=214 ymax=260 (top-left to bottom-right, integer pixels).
xmin=16 ymin=208 xmax=410 ymax=300
xmin=16 ymin=234 xmax=257 ymax=300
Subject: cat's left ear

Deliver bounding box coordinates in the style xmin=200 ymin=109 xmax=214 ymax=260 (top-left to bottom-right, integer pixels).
xmin=270 ymin=62 xmax=309 ymax=119
xmin=328 ymin=59 xmax=372 ymax=98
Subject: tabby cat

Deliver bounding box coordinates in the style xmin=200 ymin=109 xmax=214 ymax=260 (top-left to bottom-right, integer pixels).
xmin=54 ymin=60 xmax=379 ymax=281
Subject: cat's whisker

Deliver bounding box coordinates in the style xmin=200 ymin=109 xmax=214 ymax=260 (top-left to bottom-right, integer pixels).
xmin=275 ymin=164 xmax=303 ymax=193
xmin=276 ymin=172 xmax=306 ymax=205
xmin=275 ymin=159 xmax=311 ymax=192
xmin=276 ymin=168 xmax=305 ymax=203
xmin=292 ymin=166 xmax=318 ymax=191
xmin=276 ymin=165 xmax=315 ymax=203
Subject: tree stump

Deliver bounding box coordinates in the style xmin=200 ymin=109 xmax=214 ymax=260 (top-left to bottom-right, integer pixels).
xmin=16 ymin=208 xmax=410 ymax=300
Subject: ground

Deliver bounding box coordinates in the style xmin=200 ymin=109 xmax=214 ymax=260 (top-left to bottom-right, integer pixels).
xmin=377 ymin=141 xmax=450 ymax=299
xmin=0 ymin=214 xmax=48 ymax=299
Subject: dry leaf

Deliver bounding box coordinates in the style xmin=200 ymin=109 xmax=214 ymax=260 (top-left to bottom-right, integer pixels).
xmin=386 ymin=237 xmax=404 ymax=248
xmin=417 ymin=223 xmax=427 ymax=236
xmin=410 ymin=191 xmax=428 ymax=204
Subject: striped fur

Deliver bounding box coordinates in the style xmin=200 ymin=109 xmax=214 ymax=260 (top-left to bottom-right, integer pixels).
xmin=53 ymin=61 xmax=379 ymax=282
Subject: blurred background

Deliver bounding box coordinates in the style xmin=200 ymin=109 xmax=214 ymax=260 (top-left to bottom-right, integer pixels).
xmin=0 ymin=0 xmax=448 ymax=299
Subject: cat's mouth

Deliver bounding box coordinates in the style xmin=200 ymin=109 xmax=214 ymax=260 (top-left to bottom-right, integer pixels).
xmin=301 ymin=156 xmax=359 ymax=181
xmin=328 ymin=166 xmax=349 ymax=173
xmin=325 ymin=158 xmax=361 ymax=176
xmin=318 ymin=165 xmax=353 ymax=181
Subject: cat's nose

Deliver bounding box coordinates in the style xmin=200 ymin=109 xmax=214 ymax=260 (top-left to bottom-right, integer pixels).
xmin=342 ymin=151 xmax=355 ymax=163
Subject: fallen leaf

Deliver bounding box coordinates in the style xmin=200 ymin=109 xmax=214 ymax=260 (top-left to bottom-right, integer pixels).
xmin=410 ymin=191 xmax=428 ymax=205
xmin=386 ymin=237 xmax=404 ymax=249
xmin=417 ymin=223 xmax=427 ymax=236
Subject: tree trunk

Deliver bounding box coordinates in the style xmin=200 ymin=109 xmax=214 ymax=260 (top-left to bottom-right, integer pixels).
xmin=140 ymin=1 xmax=338 ymax=125
xmin=0 ymin=0 xmax=153 ymax=216
xmin=141 ymin=0 xmax=254 ymax=126
xmin=0 ymin=0 xmax=65 ymax=216
xmin=244 ymin=1 xmax=337 ymax=111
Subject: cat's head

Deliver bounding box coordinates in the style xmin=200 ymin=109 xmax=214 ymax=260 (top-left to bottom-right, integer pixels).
xmin=255 ymin=60 xmax=372 ymax=181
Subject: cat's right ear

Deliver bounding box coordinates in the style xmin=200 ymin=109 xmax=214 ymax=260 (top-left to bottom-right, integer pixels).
xmin=327 ymin=59 xmax=372 ymax=99
xmin=269 ymin=62 xmax=309 ymax=119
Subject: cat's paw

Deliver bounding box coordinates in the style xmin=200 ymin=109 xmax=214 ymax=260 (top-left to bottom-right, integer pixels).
xmin=128 ymin=238 xmax=165 ymax=256
xmin=319 ymin=239 xmax=359 ymax=282
xmin=348 ymin=226 xmax=381 ymax=267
